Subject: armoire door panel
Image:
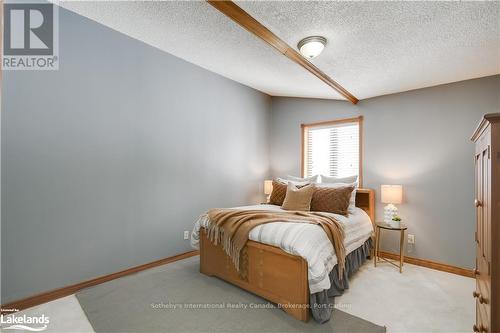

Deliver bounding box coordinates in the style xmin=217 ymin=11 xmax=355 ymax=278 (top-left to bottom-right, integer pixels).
xmin=472 ymin=114 xmax=499 ymax=333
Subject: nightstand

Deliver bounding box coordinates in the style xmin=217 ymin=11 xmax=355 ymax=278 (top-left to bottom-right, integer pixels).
xmin=374 ymin=222 xmax=408 ymax=273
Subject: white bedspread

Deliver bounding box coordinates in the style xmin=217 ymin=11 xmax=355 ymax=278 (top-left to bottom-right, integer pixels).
xmin=191 ymin=205 xmax=373 ymax=294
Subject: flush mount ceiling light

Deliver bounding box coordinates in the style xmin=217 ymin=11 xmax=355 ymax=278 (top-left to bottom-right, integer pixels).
xmin=297 ymin=36 xmax=327 ymax=59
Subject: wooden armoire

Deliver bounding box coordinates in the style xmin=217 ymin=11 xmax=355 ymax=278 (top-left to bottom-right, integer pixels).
xmin=471 ymin=113 xmax=499 ymax=333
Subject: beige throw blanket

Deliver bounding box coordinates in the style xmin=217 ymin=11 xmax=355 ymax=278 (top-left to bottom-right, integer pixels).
xmin=206 ymin=209 xmax=346 ymax=279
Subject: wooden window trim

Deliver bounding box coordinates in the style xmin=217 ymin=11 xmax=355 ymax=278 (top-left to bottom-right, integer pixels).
xmin=301 ymin=116 xmax=364 ymax=186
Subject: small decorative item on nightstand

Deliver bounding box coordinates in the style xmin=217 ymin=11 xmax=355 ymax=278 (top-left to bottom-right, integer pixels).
xmin=391 ymin=216 xmax=402 ymax=228
xmin=381 ymin=185 xmax=403 ymax=223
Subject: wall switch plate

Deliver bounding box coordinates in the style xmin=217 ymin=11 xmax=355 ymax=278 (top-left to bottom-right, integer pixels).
xmin=408 ymin=234 xmax=415 ymax=244
xmin=183 ymin=231 xmax=190 ymax=240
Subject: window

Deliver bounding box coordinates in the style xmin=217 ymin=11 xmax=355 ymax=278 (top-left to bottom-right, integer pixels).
xmin=301 ymin=116 xmax=363 ymax=184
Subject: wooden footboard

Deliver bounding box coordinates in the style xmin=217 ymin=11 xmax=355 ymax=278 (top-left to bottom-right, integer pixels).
xmin=200 ymin=230 xmax=310 ymax=321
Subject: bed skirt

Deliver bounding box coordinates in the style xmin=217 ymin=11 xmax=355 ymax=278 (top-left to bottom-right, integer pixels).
xmin=310 ymin=238 xmax=373 ymax=323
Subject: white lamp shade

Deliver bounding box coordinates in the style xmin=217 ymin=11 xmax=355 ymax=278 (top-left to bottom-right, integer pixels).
xmin=299 ymin=41 xmax=325 ymax=58
xmin=264 ymin=180 xmax=273 ymax=195
xmin=381 ymin=185 xmax=403 ymax=204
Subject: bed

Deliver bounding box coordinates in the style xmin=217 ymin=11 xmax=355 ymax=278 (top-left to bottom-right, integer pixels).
xmin=191 ymin=188 xmax=375 ymax=322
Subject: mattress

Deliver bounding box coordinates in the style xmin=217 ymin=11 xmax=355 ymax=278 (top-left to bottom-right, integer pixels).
xmin=191 ymin=205 xmax=373 ymax=294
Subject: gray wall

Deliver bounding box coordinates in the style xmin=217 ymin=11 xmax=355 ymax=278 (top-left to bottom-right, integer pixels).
xmin=1 ymin=8 xmax=270 ymax=303
xmin=270 ymin=75 xmax=500 ymax=269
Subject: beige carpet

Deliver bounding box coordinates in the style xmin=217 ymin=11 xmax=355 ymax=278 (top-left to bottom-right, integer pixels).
xmin=76 ymin=256 xmax=385 ymax=333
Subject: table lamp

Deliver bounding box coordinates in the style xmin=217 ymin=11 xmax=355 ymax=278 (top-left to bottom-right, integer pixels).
xmin=264 ymin=180 xmax=273 ymax=202
xmin=381 ymin=185 xmax=403 ymax=224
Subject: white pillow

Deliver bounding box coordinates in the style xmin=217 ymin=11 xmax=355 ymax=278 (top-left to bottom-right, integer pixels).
xmin=276 ymin=177 xmax=310 ymax=187
xmin=321 ymin=175 xmax=358 ymax=185
xmin=317 ymin=182 xmax=357 ymax=214
xmin=285 ymin=175 xmax=320 ymax=183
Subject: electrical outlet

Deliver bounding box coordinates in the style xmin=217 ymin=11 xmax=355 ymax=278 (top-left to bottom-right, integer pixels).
xmin=408 ymin=234 xmax=415 ymax=244
xmin=183 ymin=231 xmax=190 ymax=240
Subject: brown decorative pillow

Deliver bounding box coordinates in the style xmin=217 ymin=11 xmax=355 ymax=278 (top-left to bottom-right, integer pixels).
xmin=310 ymin=185 xmax=355 ymax=215
xmin=269 ymin=179 xmax=309 ymax=206
xmin=268 ymin=180 xmax=287 ymax=205
xmin=282 ymin=183 xmax=315 ymax=211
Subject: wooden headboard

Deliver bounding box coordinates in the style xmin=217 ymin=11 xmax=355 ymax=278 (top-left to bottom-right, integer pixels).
xmin=355 ymin=188 xmax=375 ymax=225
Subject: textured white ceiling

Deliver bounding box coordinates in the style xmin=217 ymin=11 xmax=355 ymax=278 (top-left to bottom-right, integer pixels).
xmin=237 ymin=1 xmax=500 ymax=99
xmin=58 ymin=1 xmax=499 ymax=101
xmin=58 ymin=0 xmax=343 ymax=100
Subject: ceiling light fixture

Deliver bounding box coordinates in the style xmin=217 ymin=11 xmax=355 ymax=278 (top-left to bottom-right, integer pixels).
xmin=297 ymin=36 xmax=327 ymax=59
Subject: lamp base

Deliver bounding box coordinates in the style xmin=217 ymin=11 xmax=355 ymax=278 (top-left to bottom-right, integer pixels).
xmin=384 ymin=204 xmax=398 ymax=224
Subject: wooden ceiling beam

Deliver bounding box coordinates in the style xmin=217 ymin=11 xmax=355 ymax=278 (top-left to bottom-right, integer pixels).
xmin=206 ymin=0 xmax=359 ymax=104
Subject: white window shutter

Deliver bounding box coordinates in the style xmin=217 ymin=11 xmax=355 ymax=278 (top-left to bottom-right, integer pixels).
xmin=305 ymin=122 xmax=359 ymax=179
